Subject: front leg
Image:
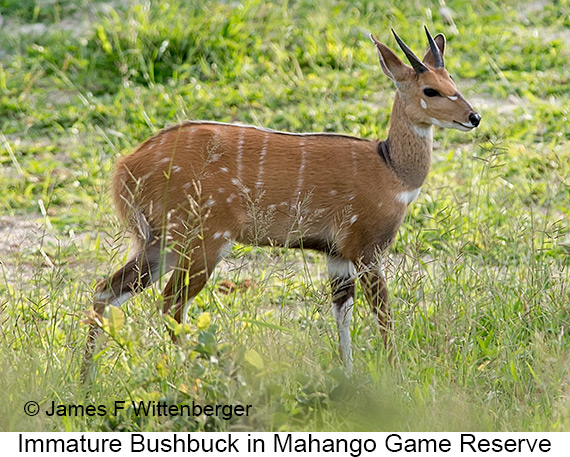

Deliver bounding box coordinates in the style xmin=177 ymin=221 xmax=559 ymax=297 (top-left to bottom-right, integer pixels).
xmin=327 ymin=256 xmax=356 ymax=371
xmin=357 ymin=261 xmax=393 ymax=358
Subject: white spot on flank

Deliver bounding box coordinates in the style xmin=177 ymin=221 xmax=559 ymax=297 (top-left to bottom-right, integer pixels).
xmin=226 ymin=194 xmax=236 ymax=203
xmin=218 ymin=187 xmax=225 ymax=193
xmin=420 ymin=98 xmax=427 ymax=109
xmin=159 ymin=136 xmax=167 ymax=145
xmin=231 ymin=178 xmax=240 ymax=186
xmin=172 ymin=165 xmax=182 ymax=173
xmin=268 ymin=204 xmax=276 ymax=210
xmin=348 ymin=195 xmax=355 ymax=201
xmin=213 ymin=231 xmax=223 ymax=240
xmin=223 ymin=230 xmax=231 ymax=238
xmin=160 ymin=157 xmax=171 ymax=164
xmin=205 ymin=199 xmax=216 ymax=207
xmin=396 ymin=187 xmax=422 ymax=205
xmin=329 ymin=190 xmax=338 ymax=196
xmin=349 ymin=214 xmax=358 ymax=225
xmin=221 ymin=167 xmax=229 ymax=173
xmin=183 ymin=183 xmax=191 ymax=189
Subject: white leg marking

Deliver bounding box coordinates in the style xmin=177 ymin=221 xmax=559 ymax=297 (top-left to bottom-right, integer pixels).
xmin=326 ymin=256 xmax=356 ymax=280
xmin=181 ymin=300 xmax=192 ymax=325
xmin=327 ymin=256 xmax=355 ymax=370
xmin=95 ymin=290 xmax=132 ymax=308
xmin=93 ymin=290 xmax=113 ymax=302
xmin=333 ymin=296 xmax=354 ymax=371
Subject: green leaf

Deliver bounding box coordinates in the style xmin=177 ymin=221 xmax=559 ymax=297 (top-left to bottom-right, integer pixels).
xmin=107 ymin=306 xmax=125 ymax=334
xmin=244 ymin=349 xmax=264 ymax=370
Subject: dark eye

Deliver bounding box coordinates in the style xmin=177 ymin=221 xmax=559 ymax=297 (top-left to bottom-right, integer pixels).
xmin=423 ymin=88 xmax=440 ymax=97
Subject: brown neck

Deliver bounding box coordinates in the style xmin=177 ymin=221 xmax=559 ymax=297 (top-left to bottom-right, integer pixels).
xmin=385 ymin=92 xmax=433 ymax=189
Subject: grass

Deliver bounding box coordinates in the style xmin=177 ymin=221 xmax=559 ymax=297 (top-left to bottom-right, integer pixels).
xmin=1 ymin=0 xmax=569 ymax=432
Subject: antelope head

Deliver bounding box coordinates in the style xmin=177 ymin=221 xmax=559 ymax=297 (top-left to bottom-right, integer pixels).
xmin=370 ymin=26 xmax=481 ymax=131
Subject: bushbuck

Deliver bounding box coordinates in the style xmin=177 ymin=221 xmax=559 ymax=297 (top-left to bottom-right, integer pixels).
xmin=83 ymin=27 xmax=480 ymax=379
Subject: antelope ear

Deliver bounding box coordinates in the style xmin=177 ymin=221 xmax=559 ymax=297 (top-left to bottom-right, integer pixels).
xmin=369 ymin=34 xmax=413 ymax=82
xmin=423 ymin=33 xmax=446 ymax=67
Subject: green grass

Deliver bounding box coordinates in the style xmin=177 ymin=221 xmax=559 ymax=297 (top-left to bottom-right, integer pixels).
xmin=1 ymin=0 xmax=569 ymax=432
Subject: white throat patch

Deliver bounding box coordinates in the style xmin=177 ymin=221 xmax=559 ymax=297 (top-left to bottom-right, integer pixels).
xmin=412 ymin=125 xmax=433 ymax=138
xmin=396 ymin=187 xmax=422 ymax=205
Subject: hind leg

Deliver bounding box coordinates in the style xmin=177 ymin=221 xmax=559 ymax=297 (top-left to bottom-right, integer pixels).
xmin=82 ymin=242 xmax=175 ymax=382
xmin=162 ymin=238 xmax=229 ymax=341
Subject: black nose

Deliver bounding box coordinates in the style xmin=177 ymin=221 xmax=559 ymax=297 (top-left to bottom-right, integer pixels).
xmin=469 ymin=112 xmax=481 ymax=127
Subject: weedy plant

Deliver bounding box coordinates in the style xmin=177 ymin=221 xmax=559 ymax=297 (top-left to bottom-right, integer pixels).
xmin=0 ymin=0 xmax=569 ymax=432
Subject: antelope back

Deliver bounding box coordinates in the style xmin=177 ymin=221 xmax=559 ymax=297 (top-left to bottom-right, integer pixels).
xmin=113 ymin=122 xmax=406 ymax=260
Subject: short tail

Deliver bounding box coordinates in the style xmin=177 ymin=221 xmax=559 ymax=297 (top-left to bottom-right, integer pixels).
xmin=112 ymin=159 xmax=155 ymax=249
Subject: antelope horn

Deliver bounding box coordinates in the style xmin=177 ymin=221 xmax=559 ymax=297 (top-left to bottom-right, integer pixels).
xmin=424 ymin=26 xmax=444 ymax=68
xmin=391 ymin=28 xmax=428 ymax=75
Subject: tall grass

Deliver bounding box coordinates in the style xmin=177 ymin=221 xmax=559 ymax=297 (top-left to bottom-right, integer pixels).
xmin=0 ymin=0 xmax=569 ymax=431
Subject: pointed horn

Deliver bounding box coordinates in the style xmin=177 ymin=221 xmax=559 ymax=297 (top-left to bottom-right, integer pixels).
xmin=391 ymin=28 xmax=428 ymax=74
xmin=424 ymin=25 xmax=444 ymax=68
